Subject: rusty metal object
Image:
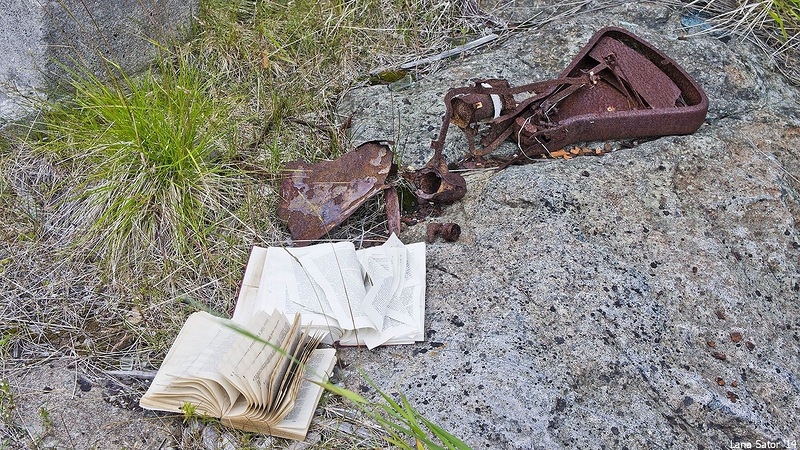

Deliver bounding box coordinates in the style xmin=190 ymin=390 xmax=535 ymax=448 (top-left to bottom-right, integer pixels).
xmin=426 ymin=222 xmax=461 ymax=243
xmin=426 ymin=26 xmax=709 ymax=170
xmin=411 ymin=153 xmax=467 ymax=204
xmin=384 ymin=186 xmax=402 ymax=237
xmin=507 ymin=27 xmax=709 ymax=162
xmin=281 ymin=26 xmax=710 ymax=243
xmin=278 ymin=141 xmax=394 ymax=243
xmin=449 ymin=79 xmax=516 ymax=156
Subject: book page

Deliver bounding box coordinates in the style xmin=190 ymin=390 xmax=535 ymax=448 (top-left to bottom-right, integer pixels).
xmin=218 ymin=311 xmax=295 ymax=407
xmin=295 ymin=242 xmax=370 ymax=330
xmin=346 ymin=237 xmax=426 ymax=348
xmin=222 ymin=345 xmax=336 ymax=440
xmin=264 ymin=314 xmax=304 ymax=405
xmin=238 ymin=237 xmax=425 ymax=349
xmin=269 ymin=330 xmax=315 ymax=414
xmin=404 ymin=242 xmax=426 ymax=342
xmin=357 ymin=251 xmax=395 ymax=330
xmin=385 ymin=241 xmax=425 ymax=327
xmin=272 ymin=347 xmax=337 ymax=438
xmin=361 ymin=316 xmax=418 ymax=347
xmin=255 ymin=246 xmax=344 ymax=330
xmin=139 ymin=312 xmax=242 ymax=418
xmin=232 ymin=246 xmax=268 ymax=323
xmin=358 ymin=234 xmax=408 ymax=327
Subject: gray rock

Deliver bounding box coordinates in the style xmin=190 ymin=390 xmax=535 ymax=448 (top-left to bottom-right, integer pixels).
xmin=0 ymin=0 xmax=197 ymax=124
xmin=337 ymin=2 xmax=800 ymax=449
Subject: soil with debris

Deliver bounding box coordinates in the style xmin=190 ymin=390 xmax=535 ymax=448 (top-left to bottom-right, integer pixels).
xmin=3 ymin=1 xmax=800 ymax=449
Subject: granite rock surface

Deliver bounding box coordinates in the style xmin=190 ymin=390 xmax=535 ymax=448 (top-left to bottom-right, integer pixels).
xmin=336 ymin=1 xmax=800 ymax=448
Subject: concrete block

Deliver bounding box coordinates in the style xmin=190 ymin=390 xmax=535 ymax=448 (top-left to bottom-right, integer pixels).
xmin=0 ymin=0 xmax=198 ymax=124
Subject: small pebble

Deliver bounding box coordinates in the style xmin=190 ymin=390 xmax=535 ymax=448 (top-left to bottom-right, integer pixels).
xmin=77 ymin=375 xmax=92 ymax=392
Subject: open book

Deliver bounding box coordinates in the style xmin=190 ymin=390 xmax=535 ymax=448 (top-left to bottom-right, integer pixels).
xmin=233 ymin=234 xmax=426 ymax=350
xmin=139 ymin=310 xmax=337 ymax=440
xmin=140 ymin=234 xmax=424 ymax=439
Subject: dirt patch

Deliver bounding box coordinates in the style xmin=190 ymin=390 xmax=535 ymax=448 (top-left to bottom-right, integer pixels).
xmin=2 ymin=358 xmax=177 ymax=449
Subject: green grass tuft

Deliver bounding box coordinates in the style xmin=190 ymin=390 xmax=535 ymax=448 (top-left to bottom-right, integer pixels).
xmin=770 ymin=0 xmax=800 ymax=39
xmin=37 ymin=51 xmax=241 ymax=275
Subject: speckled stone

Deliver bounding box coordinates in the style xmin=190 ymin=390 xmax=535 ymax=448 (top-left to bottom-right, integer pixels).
xmin=337 ymin=2 xmax=800 ymax=449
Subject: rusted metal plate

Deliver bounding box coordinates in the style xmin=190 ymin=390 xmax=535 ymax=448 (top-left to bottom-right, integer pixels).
xmin=278 ymin=141 xmax=394 ymax=243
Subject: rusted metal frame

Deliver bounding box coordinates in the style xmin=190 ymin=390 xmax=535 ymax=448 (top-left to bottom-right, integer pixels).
xmin=468 ymin=81 xmax=571 ymax=157
xmin=442 ymin=66 xmax=608 ymax=161
xmin=278 ymin=27 xmax=711 ymax=245
xmin=506 ymin=63 xmax=627 ymax=164
xmin=384 ymin=186 xmax=401 ymax=237
xmin=510 ymin=82 xmax=590 ymax=162
xmin=414 ymin=76 xmax=596 ymax=200
xmin=499 ymin=31 xmax=697 ymax=184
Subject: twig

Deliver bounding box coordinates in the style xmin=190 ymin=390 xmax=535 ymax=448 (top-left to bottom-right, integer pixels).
xmin=287 ymin=116 xmax=337 ymax=134
xmin=746 ymin=138 xmax=800 ymax=185
xmin=399 ymin=33 xmax=499 ymax=69
xmin=104 ymin=369 xmax=157 ymax=380
xmin=59 ymin=411 xmax=78 ymax=450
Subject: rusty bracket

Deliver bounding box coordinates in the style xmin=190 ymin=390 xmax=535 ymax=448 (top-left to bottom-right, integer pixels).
xmin=408 ymin=149 xmax=467 ymax=204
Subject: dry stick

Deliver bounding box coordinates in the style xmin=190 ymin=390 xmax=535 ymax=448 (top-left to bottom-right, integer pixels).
xmin=746 ymin=138 xmax=800 ymax=185
xmin=59 ymin=410 xmax=79 ymax=450
xmin=104 ymin=369 xmax=157 ymax=380
xmin=399 ymin=33 xmax=499 ymax=70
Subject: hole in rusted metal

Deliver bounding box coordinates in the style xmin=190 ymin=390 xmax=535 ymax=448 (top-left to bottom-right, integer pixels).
xmin=419 ymin=172 xmax=442 ymax=194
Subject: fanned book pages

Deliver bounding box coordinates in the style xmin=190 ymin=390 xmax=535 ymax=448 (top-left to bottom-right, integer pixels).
xmin=139 ymin=310 xmax=337 ymax=441
xmin=233 ymin=234 xmax=426 ymax=350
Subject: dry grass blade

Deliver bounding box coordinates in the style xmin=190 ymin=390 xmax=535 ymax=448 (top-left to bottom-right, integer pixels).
xmin=684 ymin=0 xmax=800 ymax=84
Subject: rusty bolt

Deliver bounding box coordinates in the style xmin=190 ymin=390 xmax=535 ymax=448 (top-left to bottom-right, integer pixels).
xmin=715 ymin=377 xmax=725 ymax=386
xmin=707 ymin=340 xmax=716 ymax=348
xmin=731 ymin=380 xmax=739 ymax=387
xmin=426 ymin=223 xmax=441 ymax=243
xmin=440 ymin=223 xmax=461 ymax=242
xmin=711 ymin=351 xmax=727 ymax=361
xmin=726 ymin=391 xmax=739 ymax=403
xmin=730 ymin=332 xmax=743 ymax=343
xmin=745 ymin=341 xmax=755 ymax=351
xmin=426 ymin=222 xmax=461 ymax=243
